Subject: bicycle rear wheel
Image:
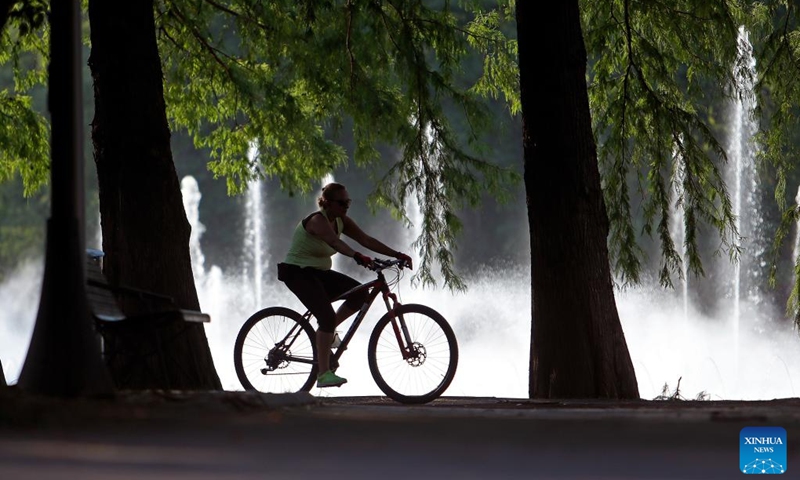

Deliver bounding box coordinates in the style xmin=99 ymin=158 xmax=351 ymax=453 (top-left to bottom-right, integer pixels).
xmin=368 ymin=304 xmax=458 ymax=404
xmin=234 ymin=307 xmax=318 ymax=393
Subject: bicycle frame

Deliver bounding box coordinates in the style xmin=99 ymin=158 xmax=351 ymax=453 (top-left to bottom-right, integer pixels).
xmin=275 ymin=265 xmax=414 ymax=368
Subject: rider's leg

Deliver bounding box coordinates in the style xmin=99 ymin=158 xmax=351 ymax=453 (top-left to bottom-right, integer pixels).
xmin=311 ymin=303 xmax=353 ymax=373
xmin=280 ymin=267 xmax=340 ymax=375
xmin=318 ymin=269 xmax=367 ymax=330
xmin=285 ymin=269 xmax=364 ymax=384
xmin=312 ymin=303 xmax=338 ymax=375
xmin=316 ymin=330 xmax=334 ymax=373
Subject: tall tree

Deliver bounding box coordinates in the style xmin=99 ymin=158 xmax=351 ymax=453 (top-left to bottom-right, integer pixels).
xmin=516 ymin=1 xmax=639 ymax=398
xmin=87 ymin=0 xmax=220 ymax=389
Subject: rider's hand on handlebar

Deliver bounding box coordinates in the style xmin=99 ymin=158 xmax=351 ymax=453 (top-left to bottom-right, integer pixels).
xmin=353 ymin=252 xmax=373 ymax=269
xmin=395 ymin=252 xmax=413 ymax=270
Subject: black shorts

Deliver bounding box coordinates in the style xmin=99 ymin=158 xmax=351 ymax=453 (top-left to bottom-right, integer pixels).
xmin=278 ymin=263 xmax=367 ymax=333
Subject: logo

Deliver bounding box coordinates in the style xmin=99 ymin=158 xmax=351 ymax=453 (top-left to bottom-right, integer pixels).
xmin=740 ymin=427 xmax=787 ymax=474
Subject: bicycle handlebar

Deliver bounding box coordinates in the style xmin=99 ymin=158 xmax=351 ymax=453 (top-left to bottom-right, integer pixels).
xmin=369 ymin=258 xmax=408 ymax=272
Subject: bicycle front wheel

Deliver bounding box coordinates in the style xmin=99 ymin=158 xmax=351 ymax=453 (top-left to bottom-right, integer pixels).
xmin=368 ymin=304 xmax=458 ymax=404
xmin=234 ymin=307 xmax=318 ymax=393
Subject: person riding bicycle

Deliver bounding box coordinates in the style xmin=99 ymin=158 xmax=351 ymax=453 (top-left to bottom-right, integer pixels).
xmin=277 ymin=182 xmax=413 ymax=388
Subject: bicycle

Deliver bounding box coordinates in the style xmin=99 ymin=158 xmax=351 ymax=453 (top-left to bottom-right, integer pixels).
xmin=233 ymin=258 xmax=458 ymax=404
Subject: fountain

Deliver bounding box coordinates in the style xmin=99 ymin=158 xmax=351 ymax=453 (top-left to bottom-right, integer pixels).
xmin=243 ymin=178 xmax=266 ymax=309
xmin=240 ymin=143 xmax=268 ymax=309
xmin=180 ymin=173 xmax=278 ymax=391
xmin=181 ymin=176 xmax=206 ymax=278
xmin=670 ymin=141 xmax=689 ymax=322
xmin=724 ymin=26 xmax=763 ymax=394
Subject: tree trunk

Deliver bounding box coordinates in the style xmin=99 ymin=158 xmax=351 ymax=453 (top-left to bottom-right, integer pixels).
xmin=88 ymin=0 xmax=221 ymax=390
xmin=517 ymin=1 xmax=639 ymax=399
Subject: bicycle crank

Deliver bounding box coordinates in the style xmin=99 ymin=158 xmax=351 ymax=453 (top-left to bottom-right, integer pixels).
xmin=260 ymin=347 xmax=290 ymax=374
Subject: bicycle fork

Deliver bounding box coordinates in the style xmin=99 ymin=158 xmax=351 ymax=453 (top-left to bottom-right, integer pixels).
xmin=382 ymin=291 xmax=414 ymax=360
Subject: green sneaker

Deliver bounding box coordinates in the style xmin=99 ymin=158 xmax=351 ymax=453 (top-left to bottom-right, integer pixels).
xmin=316 ymin=370 xmax=347 ymax=388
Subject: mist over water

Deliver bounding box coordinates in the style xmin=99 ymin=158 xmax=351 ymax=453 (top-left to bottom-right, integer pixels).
xmin=198 ymin=255 xmax=800 ymax=400
xmin=618 ymin=287 xmax=800 ymax=400
xmin=0 ymin=259 xmax=42 ymax=385
xmin=195 ymin=260 xmax=533 ymax=398
xmin=4 ymin=162 xmax=800 ymax=399
xmin=0 ymin=183 xmax=797 ymax=401
xmin=3 ymin=243 xmax=800 ymax=400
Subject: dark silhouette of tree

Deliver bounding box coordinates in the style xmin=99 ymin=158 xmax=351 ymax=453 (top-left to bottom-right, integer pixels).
xmin=517 ymin=0 xmax=639 ymax=399
xmin=87 ymin=0 xmax=220 ymax=389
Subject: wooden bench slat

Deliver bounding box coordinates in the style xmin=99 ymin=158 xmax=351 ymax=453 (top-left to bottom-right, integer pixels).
xmin=85 ymin=254 xmax=210 ymax=324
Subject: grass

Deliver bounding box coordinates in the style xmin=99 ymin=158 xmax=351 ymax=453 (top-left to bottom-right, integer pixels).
xmin=653 ymin=377 xmax=711 ymax=401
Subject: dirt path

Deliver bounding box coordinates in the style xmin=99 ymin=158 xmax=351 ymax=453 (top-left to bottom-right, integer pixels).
xmin=2 ymin=388 xmax=798 ymax=479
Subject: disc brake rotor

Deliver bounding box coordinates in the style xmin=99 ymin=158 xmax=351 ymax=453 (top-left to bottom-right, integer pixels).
xmin=406 ymin=342 xmax=427 ymax=367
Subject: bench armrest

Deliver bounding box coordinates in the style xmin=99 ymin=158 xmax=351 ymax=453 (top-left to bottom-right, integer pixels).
xmin=179 ymin=310 xmax=211 ymax=323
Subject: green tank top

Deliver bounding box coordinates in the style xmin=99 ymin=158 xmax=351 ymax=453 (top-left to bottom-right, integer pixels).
xmin=284 ymin=211 xmax=343 ymax=270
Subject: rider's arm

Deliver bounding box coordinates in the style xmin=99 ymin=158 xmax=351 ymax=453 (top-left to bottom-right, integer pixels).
xmin=342 ymin=216 xmax=405 ymax=258
xmin=305 ymin=213 xmax=359 ymax=257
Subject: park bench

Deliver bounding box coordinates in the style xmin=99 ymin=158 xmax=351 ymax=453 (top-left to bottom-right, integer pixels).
xmin=86 ymin=249 xmax=211 ymax=389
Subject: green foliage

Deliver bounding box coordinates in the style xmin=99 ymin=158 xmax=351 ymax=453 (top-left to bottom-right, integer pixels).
xmin=0 ymin=1 xmax=49 ymax=197
xmin=7 ymin=0 xmax=800 ymax=307
xmin=750 ymin=2 xmax=800 ymax=324
xmin=0 ymin=91 xmax=48 ymax=194
xmin=159 ymin=0 xmax=347 ymax=194
xmin=156 ymin=0 xmax=520 ymax=289
xmin=582 ymin=0 xmax=743 ymax=288
xmin=576 ymin=0 xmax=800 ymax=325
xmin=0 ymin=0 xmax=520 ymax=289
xmin=373 ymin=118 xmax=518 ymax=289
xmin=464 ymin=3 xmax=519 ymax=114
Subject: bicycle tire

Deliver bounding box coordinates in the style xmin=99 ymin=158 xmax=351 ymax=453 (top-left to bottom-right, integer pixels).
xmin=368 ymin=304 xmax=458 ymax=404
xmin=234 ymin=306 xmax=318 ymax=393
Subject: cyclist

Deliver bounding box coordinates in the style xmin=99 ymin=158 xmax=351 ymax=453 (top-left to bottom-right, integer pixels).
xmin=277 ymin=182 xmax=413 ymax=388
